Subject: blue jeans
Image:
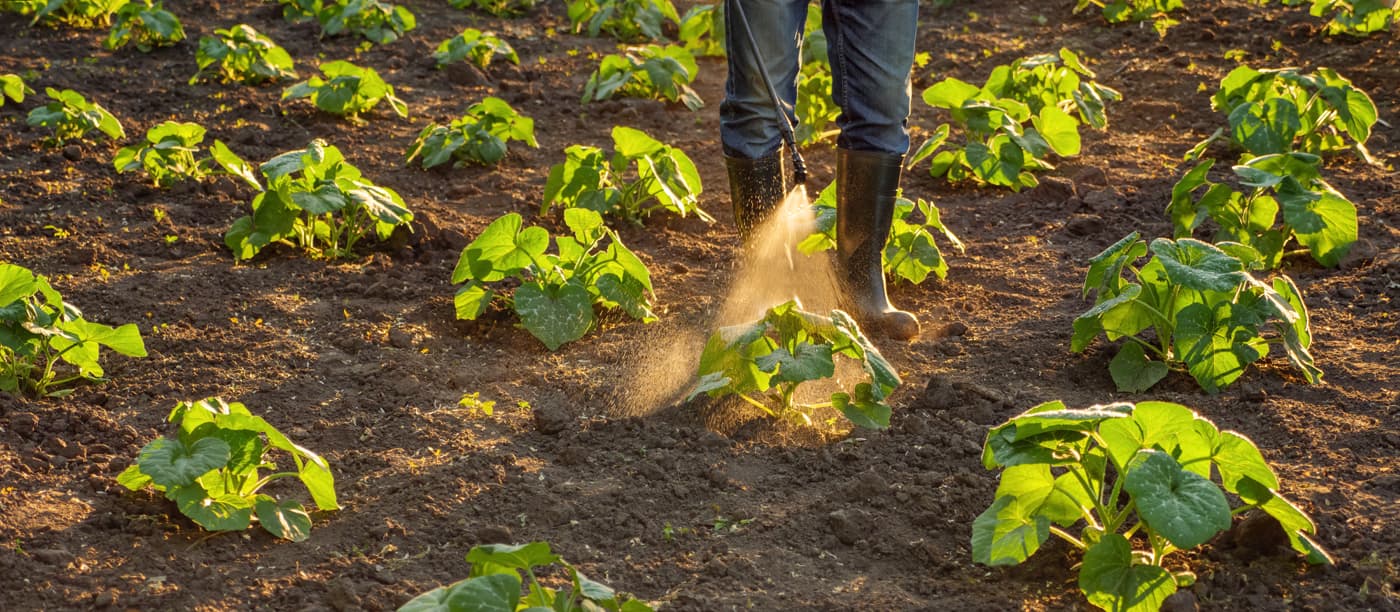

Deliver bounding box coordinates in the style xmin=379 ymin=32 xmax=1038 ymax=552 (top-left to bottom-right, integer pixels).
xmin=720 ymin=0 xmax=919 ymax=159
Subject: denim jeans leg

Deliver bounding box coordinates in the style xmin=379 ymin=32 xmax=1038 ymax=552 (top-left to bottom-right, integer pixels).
xmin=719 ymin=0 xmax=809 ymax=159
xmin=822 ymin=0 xmax=919 ymax=155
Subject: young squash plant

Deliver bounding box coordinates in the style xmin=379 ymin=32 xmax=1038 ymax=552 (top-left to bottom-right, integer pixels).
xmin=910 ymin=48 xmax=1120 ymax=191
xmin=448 ymin=0 xmax=537 ymax=18
xmin=282 ymin=61 xmax=408 ymax=121
xmin=798 ymin=181 xmax=964 ymax=285
xmin=432 ymin=28 xmax=518 ymax=69
xmin=452 ymin=209 xmax=655 ymax=351
xmin=0 ymin=263 xmax=148 ymax=397
xmin=976 ymin=400 xmax=1331 ymax=612
xmin=567 ymin=0 xmax=679 ymax=42
xmin=1169 ymin=153 xmax=1357 ymax=268
xmin=677 ymin=3 xmax=724 ymax=57
xmin=279 ymin=0 xmax=416 ymax=45
xmin=1 ymin=73 xmax=33 ymax=107
xmin=118 ymin=398 xmax=339 ymax=542
xmin=405 ymin=97 xmax=537 ymax=169
xmin=688 ymin=300 xmax=901 ymax=429
xmin=105 ymin=0 xmax=183 ymax=51
xmin=1187 ymin=65 xmax=1379 ymax=164
xmin=1073 ymin=0 xmax=1185 ymax=36
xmin=114 ymin=121 xmax=260 ymax=188
xmin=795 ymin=5 xmax=838 ymax=146
xmin=226 ymin=139 xmax=413 ymax=261
xmin=1307 ymin=0 xmax=1395 ymax=35
xmin=11 ymin=0 xmax=126 ymax=27
xmin=399 ymin=542 xmax=655 ymax=612
xmin=542 ymin=126 xmax=709 ymax=225
xmin=1073 ymin=232 xmax=1320 ymax=394
xmin=582 ymin=44 xmax=704 ymax=111
xmin=191 ymin=24 xmax=297 ymax=85
xmin=26 ymin=87 xmax=124 ymax=145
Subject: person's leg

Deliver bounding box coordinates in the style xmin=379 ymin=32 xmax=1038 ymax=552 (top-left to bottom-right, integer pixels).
xmin=720 ymin=0 xmax=808 ymax=239
xmin=823 ymin=0 xmax=920 ymax=340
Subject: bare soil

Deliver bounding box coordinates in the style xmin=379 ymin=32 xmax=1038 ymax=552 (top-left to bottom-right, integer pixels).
xmin=1 ymin=1 xmax=1397 ymax=610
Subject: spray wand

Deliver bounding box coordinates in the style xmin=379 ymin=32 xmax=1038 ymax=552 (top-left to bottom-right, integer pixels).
xmin=727 ymin=0 xmax=807 ymax=187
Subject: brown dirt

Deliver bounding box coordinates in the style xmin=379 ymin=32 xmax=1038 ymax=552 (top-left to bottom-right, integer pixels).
xmin=1 ymin=1 xmax=1397 ymax=610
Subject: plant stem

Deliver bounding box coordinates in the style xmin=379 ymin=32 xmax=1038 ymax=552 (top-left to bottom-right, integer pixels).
xmin=1050 ymin=526 xmax=1087 ymax=550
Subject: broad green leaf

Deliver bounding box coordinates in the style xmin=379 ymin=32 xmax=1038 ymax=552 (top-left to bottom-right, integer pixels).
xmin=170 ymin=485 xmax=254 ymax=532
xmin=1212 ymin=430 xmax=1279 ymax=493
xmin=254 ymin=495 xmax=312 ymax=542
xmin=1072 ymin=285 xmax=1153 ymax=352
xmin=1108 ymin=342 xmax=1168 ymax=393
xmin=754 ymin=342 xmax=834 ymax=384
xmin=1032 ymin=105 xmax=1081 ymax=156
xmin=1276 ymin=181 xmax=1356 ymax=267
xmin=467 ymin=542 xmax=560 ymax=571
xmin=994 ymin=464 xmax=1088 ymax=527
xmin=1007 ymin=404 xmax=1133 ymax=440
xmin=1149 ymin=238 xmax=1246 ymax=293
xmin=138 ymin=437 xmax=231 ymax=489
xmin=514 ymin=281 xmax=594 ymax=350
xmin=1084 ymin=232 xmax=1146 ymax=297
xmin=971 ymin=496 xmax=1049 ymax=566
xmin=454 ymin=283 xmax=493 ymax=321
xmin=116 ymin=464 xmax=153 ymax=491
xmin=1270 ymin=276 xmax=1322 ymax=384
xmin=830 ymin=383 xmax=892 ymax=429
xmin=1173 ymin=302 xmax=1265 ymax=393
xmin=1124 ymin=450 xmax=1232 ymax=549
xmin=922 ymin=78 xmax=981 ymax=109
xmin=397 ymin=573 xmax=523 ymax=612
xmin=453 ymin=214 xmax=547 ymax=283
xmin=982 ymin=426 xmax=1087 ymax=470
xmin=1229 ymin=99 xmax=1301 ymax=155
xmin=1079 ymin=534 xmax=1176 ymax=612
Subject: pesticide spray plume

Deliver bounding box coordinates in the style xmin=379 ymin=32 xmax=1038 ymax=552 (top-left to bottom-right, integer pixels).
xmin=614 ymin=185 xmax=845 ymax=418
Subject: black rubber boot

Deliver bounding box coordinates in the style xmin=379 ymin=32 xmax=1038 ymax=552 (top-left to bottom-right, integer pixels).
xmin=725 ymin=149 xmax=789 ymax=241
xmin=836 ymin=148 xmax=920 ymax=341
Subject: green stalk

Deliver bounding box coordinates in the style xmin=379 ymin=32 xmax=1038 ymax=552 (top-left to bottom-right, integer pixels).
xmin=1050 ymin=526 xmax=1087 ymax=550
xmin=248 ymin=471 xmax=300 ymax=496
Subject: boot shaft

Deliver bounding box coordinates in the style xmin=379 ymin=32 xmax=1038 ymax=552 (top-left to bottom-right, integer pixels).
xmin=725 ymin=149 xmax=790 ymax=241
xmin=835 ymin=149 xmax=904 ymax=267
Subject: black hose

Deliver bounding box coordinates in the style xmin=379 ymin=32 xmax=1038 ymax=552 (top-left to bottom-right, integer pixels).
xmin=727 ymin=0 xmax=807 ymax=186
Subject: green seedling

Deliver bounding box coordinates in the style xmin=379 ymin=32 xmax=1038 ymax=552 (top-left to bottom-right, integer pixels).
xmin=976 ymin=400 xmax=1331 ymax=611
xmin=191 ymin=24 xmax=297 ymax=85
xmin=582 ymin=44 xmax=703 ymax=110
xmin=399 ymin=541 xmax=654 ymax=612
xmin=26 ymin=87 xmax=124 ymax=144
xmin=542 ymin=126 xmax=708 ymax=224
xmin=1074 ymin=0 xmax=1183 ymax=35
xmin=113 ymin=121 xmax=258 ymax=188
xmin=448 ymin=0 xmax=536 ymax=17
xmin=1169 ymin=153 xmax=1357 ymax=268
xmin=677 ymin=3 xmax=724 ymax=57
xmin=1307 ymin=0 xmax=1395 ymax=35
xmin=0 ymin=263 xmax=147 ymax=397
xmin=794 ymin=5 xmax=838 ymax=145
xmin=452 ymin=209 xmax=655 ymax=350
xmin=105 ymin=0 xmax=182 ymax=51
xmin=567 ymin=0 xmax=678 ymax=41
xmin=1074 ymin=232 xmax=1320 ymax=393
xmin=405 ymin=97 xmax=537 ymax=169
xmin=0 ymin=74 xmax=33 ymax=107
xmin=279 ymin=0 xmax=415 ymax=44
xmin=11 ymin=0 xmax=126 ymax=27
xmin=433 ymin=28 xmax=518 ymax=69
xmin=283 ymin=61 xmax=407 ymax=120
xmin=910 ymin=48 xmax=1120 ymax=191
xmin=225 ymin=139 xmax=413 ymax=261
xmin=689 ymin=300 xmax=901 ymax=429
xmin=117 ymin=398 xmax=339 ymax=542
xmin=799 ymin=181 xmax=964 ymax=285
xmin=1187 ymin=65 xmax=1379 ymax=164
